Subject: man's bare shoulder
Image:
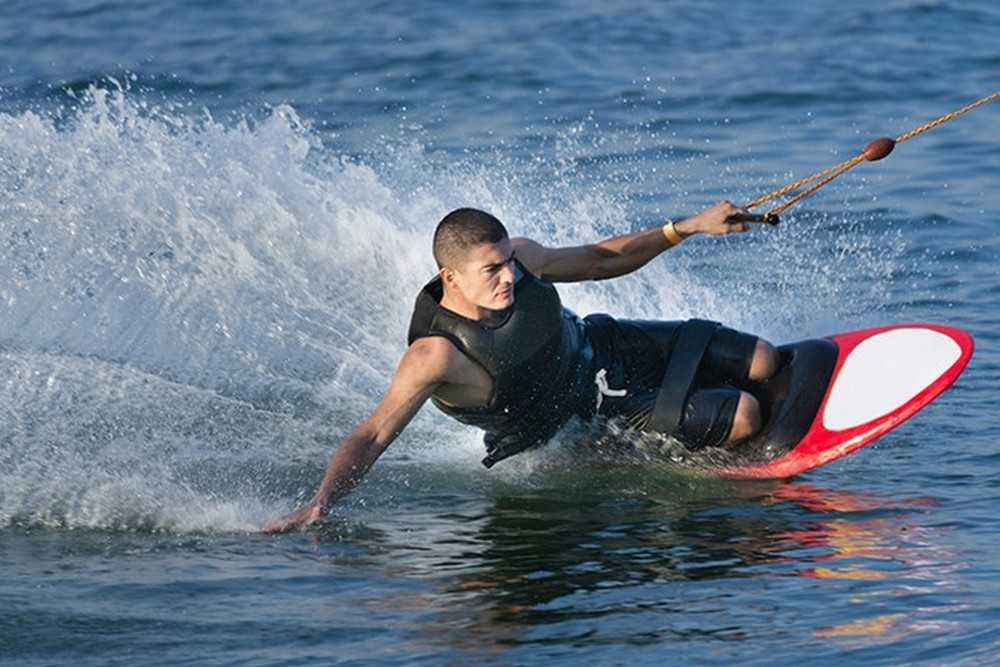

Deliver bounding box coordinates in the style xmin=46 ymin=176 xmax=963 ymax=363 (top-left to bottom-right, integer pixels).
xmin=510 ymin=236 xmax=596 ymax=283
xmin=509 ymin=236 xmax=547 ymax=276
xmin=408 ymin=335 xmax=460 ymax=360
xmin=402 ymin=335 xmax=467 ymax=382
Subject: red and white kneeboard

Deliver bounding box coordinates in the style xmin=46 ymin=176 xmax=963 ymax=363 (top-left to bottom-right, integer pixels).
xmin=720 ymin=324 xmax=974 ymax=479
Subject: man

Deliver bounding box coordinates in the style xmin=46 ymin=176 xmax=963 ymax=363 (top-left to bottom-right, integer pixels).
xmin=263 ymin=201 xmax=779 ymax=533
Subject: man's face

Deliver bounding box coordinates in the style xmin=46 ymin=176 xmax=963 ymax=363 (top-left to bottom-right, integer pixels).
xmin=446 ymin=238 xmax=516 ymax=311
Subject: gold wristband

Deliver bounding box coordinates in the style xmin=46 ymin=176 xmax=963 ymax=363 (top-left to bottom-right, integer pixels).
xmin=662 ymin=220 xmax=684 ymax=246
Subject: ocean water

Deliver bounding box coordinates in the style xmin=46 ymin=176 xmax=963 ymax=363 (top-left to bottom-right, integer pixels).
xmin=1 ymin=1 xmax=999 ymax=664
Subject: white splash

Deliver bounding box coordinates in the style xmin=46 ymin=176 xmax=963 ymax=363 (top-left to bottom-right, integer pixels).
xmin=0 ymin=87 xmax=903 ymax=532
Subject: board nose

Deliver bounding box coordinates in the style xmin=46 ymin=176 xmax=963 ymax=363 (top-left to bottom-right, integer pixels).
xmin=822 ymin=325 xmax=973 ymax=432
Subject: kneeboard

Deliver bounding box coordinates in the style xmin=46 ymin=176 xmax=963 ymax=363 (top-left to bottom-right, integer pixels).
xmin=719 ymin=323 xmax=973 ymax=479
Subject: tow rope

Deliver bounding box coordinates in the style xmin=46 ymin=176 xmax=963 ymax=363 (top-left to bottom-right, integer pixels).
xmin=738 ymin=90 xmax=1000 ymax=224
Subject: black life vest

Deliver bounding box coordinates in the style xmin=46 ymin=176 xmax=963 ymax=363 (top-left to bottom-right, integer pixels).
xmin=407 ymin=260 xmax=593 ymax=467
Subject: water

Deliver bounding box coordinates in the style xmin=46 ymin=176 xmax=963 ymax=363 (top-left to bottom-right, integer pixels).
xmin=1 ymin=1 xmax=998 ymax=664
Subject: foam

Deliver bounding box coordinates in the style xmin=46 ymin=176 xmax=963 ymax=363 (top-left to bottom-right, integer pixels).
xmin=0 ymin=86 xmax=904 ymax=532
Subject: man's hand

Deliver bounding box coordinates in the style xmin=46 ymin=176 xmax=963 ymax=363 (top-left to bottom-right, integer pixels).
xmin=676 ymin=200 xmax=751 ymax=237
xmin=260 ymin=338 xmax=455 ymax=536
xmin=261 ymin=503 xmax=324 ymax=534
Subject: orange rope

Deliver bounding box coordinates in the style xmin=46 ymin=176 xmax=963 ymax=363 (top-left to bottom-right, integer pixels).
xmin=766 ymin=159 xmax=860 ymax=217
xmin=744 ymin=156 xmax=862 ymax=211
xmin=894 ymin=90 xmax=1000 ymax=144
xmin=745 ymin=91 xmax=1000 ymax=221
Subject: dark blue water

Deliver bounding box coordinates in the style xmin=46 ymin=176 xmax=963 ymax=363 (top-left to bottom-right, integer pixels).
xmin=2 ymin=1 xmax=999 ymax=664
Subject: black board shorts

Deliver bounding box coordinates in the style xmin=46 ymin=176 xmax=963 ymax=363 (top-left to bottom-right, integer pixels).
xmin=582 ymin=314 xmax=759 ymax=450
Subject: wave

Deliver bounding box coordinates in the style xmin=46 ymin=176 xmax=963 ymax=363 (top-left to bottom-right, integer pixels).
xmin=0 ymin=87 xmax=906 ymax=532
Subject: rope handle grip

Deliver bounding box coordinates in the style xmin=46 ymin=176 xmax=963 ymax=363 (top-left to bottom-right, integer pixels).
xmin=731 ymin=212 xmax=780 ymax=226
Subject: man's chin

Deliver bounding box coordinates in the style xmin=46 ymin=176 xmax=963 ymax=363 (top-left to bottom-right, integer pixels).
xmin=479 ymin=293 xmax=513 ymax=312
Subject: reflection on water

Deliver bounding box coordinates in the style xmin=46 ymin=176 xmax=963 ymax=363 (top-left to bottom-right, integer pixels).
xmin=303 ymin=479 xmax=971 ymax=660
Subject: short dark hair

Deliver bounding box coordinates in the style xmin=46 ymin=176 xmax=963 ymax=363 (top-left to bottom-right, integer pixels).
xmin=432 ymin=208 xmax=509 ymax=269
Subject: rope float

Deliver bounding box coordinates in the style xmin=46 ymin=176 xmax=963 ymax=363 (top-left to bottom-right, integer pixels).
xmin=733 ymin=90 xmax=1000 ymax=225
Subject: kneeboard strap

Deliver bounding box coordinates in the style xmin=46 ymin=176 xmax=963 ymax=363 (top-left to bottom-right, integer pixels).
xmin=647 ymin=319 xmax=720 ymax=435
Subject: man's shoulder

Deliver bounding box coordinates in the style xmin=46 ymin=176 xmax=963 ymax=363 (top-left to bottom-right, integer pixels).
xmin=404 ymin=335 xmax=468 ymax=379
xmin=508 ymin=236 xmax=547 ymax=277
xmin=409 ymin=334 xmax=460 ymax=357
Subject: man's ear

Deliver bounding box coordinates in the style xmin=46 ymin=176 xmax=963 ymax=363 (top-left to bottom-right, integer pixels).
xmin=439 ymin=266 xmax=456 ymax=288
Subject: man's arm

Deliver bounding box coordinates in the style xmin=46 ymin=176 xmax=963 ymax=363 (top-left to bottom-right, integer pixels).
xmin=262 ymin=337 xmax=456 ymax=533
xmin=511 ymin=200 xmax=749 ymax=283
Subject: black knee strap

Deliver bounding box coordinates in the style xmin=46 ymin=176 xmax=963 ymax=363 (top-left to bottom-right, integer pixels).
xmin=647 ymin=319 xmax=720 ymax=436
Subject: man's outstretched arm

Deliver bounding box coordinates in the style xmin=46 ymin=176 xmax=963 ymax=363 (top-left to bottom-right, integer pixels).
xmin=262 ymin=338 xmax=455 ymax=534
xmin=511 ymin=200 xmax=750 ymax=283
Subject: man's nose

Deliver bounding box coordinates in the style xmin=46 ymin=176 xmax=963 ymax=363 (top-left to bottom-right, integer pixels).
xmin=499 ymin=262 xmax=515 ymax=284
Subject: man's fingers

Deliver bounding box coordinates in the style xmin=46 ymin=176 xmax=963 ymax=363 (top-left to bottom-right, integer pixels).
xmin=725 ymin=220 xmax=749 ymax=233
xmin=261 ymin=521 xmax=287 ymax=534
xmin=262 ymin=505 xmax=326 ymax=534
xmin=262 ymin=510 xmax=305 ymax=534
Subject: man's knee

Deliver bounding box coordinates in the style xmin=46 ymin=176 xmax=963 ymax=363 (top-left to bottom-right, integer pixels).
xmin=748 ymin=339 xmax=779 ymax=382
xmin=727 ymin=391 xmax=762 ymax=443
